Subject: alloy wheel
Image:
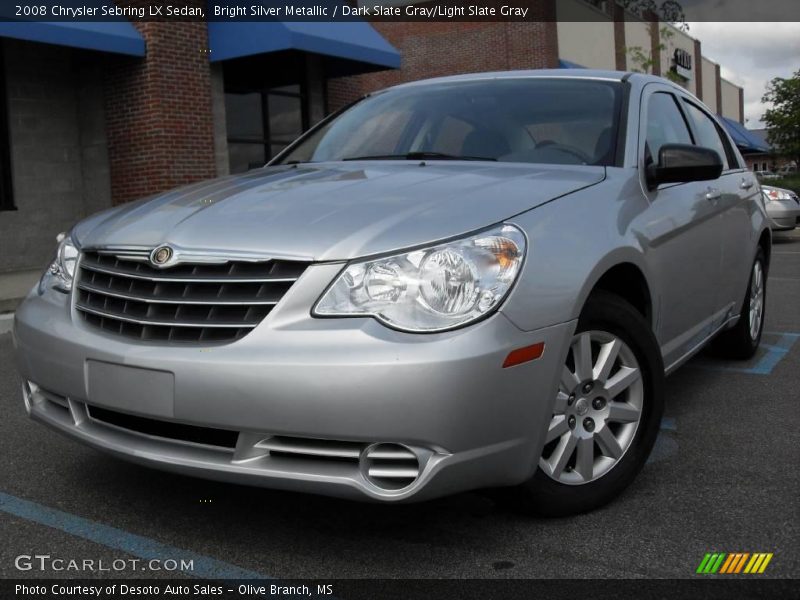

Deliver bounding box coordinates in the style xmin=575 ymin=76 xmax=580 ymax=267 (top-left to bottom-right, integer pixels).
xmin=539 ymin=330 xmax=644 ymax=485
xmin=749 ymin=260 xmax=764 ymax=341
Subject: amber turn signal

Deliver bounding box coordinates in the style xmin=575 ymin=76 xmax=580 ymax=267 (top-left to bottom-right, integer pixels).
xmin=502 ymin=342 xmax=545 ymax=368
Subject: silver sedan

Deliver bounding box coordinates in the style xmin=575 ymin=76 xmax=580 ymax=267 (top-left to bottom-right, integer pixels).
xmin=762 ymin=184 xmax=800 ymax=231
xmin=14 ymin=70 xmax=770 ymax=515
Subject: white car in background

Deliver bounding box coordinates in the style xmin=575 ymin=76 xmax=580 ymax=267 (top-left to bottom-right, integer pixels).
xmin=755 ymin=170 xmax=781 ymax=181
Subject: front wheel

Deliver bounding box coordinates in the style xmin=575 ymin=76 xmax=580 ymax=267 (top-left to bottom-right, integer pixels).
xmin=515 ymin=292 xmax=664 ymax=516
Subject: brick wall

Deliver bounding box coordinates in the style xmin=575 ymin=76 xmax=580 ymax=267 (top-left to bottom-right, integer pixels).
xmin=693 ymin=39 xmax=703 ymax=101
xmin=103 ymin=20 xmax=216 ymax=205
xmin=738 ymin=87 xmax=744 ymax=125
xmin=648 ymin=20 xmax=661 ymax=76
xmin=613 ymin=3 xmax=627 ymax=71
xmin=328 ymin=18 xmax=558 ymax=112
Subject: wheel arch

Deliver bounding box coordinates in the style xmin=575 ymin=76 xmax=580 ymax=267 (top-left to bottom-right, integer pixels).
xmin=575 ymin=251 xmax=657 ymax=331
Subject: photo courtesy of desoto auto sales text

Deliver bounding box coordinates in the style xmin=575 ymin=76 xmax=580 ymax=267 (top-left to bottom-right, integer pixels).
xmin=0 ymin=1 xmax=798 ymax=598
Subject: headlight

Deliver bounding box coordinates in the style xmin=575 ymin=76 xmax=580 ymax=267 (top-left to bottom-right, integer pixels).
xmin=763 ymin=187 xmax=792 ymax=202
xmin=43 ymin=232 xmax=78 ymax=292
xmin=314 ymin=224 xmax=526 ymax=332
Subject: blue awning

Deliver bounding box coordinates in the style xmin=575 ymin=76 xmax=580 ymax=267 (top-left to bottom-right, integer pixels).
xmin=720 ymin=116 xmax=770 ymax=153
xmin=0 ymin=22 xmax=144 ymax=57
xmin=207 ymin=22 xmax=400 ymax=70
xmin=558 ymin=59 xmax=586 ymax=69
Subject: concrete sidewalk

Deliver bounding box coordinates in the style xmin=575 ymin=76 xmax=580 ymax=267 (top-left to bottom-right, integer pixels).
xmin=0 ymin=269 xmax=40 ymax=314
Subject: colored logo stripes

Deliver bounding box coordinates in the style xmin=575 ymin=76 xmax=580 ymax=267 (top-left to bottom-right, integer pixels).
xmin=696 ymin=552 xmax=773 ymax=574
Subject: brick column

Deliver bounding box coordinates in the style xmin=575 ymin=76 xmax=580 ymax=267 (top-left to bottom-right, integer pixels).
xmin=104 ymin=22 xmax=216 ymax=205
xmin=613 ymin=3 xmax=627 ymax=71
xmin=693 ymin=39 xmax=703 ymax=100
xmin=648 ymin=18 xmax=661 ymax=76
xmin=738 ymin=87 xmax=745 ymax=124
xmin=714 ymin=63 xmax=723 ymax=115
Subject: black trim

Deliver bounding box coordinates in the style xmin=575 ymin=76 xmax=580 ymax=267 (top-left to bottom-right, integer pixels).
xmin=613 ymin=78 xmax=631 ymax=167
xmin=87 ymin=405 xmax=239 ymax=449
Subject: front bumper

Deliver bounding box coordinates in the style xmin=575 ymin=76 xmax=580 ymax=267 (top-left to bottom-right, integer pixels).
xmin=13 ymin=264 xmax=574 ymax=502
xmin=767 ymin=199 xmax=800 ymax=231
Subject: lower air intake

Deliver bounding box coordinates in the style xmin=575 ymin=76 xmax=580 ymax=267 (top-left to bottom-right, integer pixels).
xmin=360 ymin=443 xmax=421 ymax=491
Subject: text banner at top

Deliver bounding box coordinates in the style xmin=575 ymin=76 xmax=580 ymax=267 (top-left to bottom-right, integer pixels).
xmin=3 ymin=0 xmax=800 ymax=22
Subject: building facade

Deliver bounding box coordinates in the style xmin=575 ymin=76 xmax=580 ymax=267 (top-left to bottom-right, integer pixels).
xmin=0 ymin=1 xmax=753 ymax=275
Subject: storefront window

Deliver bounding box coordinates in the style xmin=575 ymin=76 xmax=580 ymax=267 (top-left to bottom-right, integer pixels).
xmin=225 ymin=84 xmax=308 ymax=173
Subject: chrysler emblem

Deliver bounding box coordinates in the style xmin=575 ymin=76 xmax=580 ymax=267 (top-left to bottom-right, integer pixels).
xmin=150 ymin=245 xmax=173 ymax=266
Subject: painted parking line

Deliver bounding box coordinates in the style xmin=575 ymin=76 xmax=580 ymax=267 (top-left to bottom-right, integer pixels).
xmin=689 ymin=332 xmax=800 ymax=375
xmin=0 ymin=491 xmax=270 ymax=580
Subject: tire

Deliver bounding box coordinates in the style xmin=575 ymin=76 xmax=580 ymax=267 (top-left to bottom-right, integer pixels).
xmin=515 ymin=291 xmax=664 ymax=517
xmin=712 ymin=248 xmax=767 ymax=360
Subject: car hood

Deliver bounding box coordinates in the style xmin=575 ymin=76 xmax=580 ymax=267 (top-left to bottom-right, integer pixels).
xmin=74 ymin=162 xmax=605 ymax=261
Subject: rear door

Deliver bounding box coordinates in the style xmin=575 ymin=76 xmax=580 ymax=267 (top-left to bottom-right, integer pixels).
xmin=638 ymin=85 xmax=723 ymax=369
xmin=678 ymin=97 xmax=758 ymax=324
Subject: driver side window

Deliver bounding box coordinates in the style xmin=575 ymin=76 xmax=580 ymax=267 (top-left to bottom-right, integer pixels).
xmin=681 ymin=101 xmax=732 ymax=170
xmin=645 ymin=92 xmax=693 ymax=164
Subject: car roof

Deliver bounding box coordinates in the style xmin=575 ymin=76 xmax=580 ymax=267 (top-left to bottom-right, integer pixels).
xmin=379 ymin=68 xmax=703 ymax=113
xmin=385 ymin=69 xmax=663 ymax=90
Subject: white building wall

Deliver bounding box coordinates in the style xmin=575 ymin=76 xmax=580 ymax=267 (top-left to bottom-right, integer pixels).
xmin=701 ymin=57 xmax=718 ymax=113
xmin=624 ymin=20 xmax=652 ymax=71
xmin=556 ymin=0 xmax=616 ymax=70
xmin=720 ymin=78 xmax=741 ymax=122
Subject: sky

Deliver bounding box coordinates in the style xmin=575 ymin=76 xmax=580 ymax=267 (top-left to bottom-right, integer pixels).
xmin=686 ymin=22 xmax=800 ymax=129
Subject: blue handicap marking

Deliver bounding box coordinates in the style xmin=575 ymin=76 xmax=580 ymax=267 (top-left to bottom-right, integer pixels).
xmin=689 ymin=332 xmax=800 ymax=375
xmin=0 ymin=491 xmax=271 ymax=581
xmin=659 ymin=417 xmax=677 ymax=431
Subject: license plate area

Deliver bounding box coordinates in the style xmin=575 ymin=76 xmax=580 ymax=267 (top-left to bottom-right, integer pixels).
xmin=86 ymin=360 xmax=175 ymax=419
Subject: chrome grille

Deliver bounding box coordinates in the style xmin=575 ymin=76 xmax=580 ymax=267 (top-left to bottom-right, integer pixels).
xmin=75 ymin=250 xmax=307 ymax=343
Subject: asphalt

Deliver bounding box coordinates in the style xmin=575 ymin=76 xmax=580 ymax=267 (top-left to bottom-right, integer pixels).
xmin=1 ymin=230 xmax=798 ymax=584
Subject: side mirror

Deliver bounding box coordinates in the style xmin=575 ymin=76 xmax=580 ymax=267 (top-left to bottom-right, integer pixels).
xmin=646 ymin=144 xmax=723 ymax=189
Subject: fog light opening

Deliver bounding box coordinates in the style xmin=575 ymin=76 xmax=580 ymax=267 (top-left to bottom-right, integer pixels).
xmin=360 ymin=443 xmax=421 ymax=491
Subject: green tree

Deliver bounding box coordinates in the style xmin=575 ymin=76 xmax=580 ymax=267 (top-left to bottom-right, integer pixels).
xmin=762 ymin=71 xmax=800 ymax=167
xmin=626 ymin=26 xmax=684 ymax=84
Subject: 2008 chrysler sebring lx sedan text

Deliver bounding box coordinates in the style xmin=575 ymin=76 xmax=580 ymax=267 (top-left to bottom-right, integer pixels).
xmin=13 ymin=70 xmax=769 ymax=515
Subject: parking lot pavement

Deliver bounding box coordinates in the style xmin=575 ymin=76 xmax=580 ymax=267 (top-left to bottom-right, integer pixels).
xmin=1 ymin=230 xmax=798 ymax=582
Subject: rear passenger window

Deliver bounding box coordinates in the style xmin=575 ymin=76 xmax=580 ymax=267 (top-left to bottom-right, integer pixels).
xmin=681 ymin=101 xmax=731 ymax=169
xmin=645 ymin=93 xmax=692 ymax=163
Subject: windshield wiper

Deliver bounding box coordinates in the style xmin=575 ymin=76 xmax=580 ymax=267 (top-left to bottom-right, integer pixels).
xmin=342 ymin=151 xmax=497 ymax=162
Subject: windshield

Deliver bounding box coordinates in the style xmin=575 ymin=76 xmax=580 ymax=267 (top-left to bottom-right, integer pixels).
xmin=275 ymin=78 xmax=623 ymax=167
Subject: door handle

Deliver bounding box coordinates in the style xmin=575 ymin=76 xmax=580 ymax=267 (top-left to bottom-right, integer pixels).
xmin=740 ymin=179 xmax=754 ymax=190
xmin=705 ymin=188 xmax=721 ymax=201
